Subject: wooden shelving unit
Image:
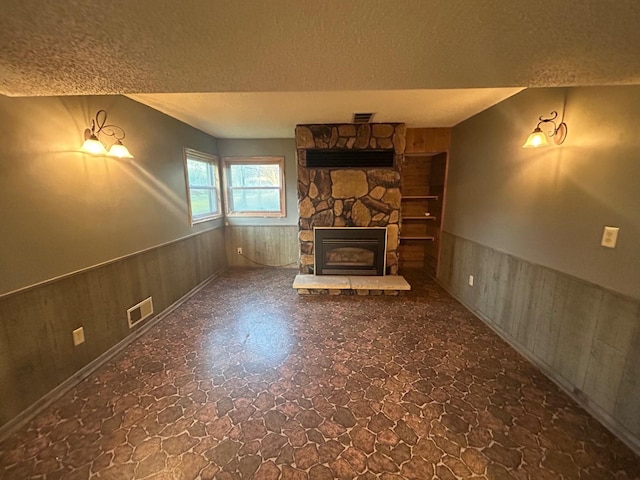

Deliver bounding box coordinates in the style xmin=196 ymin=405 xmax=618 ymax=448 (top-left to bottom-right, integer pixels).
xmin=399 ymin=145 xmax=448 ymax=276
xmin=399 ymin=236 xmax=435 ymax=241
xmin=399 ymin=192 xmax=440 ymax=242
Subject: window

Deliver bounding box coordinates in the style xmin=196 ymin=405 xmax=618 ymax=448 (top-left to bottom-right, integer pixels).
xmin=183 ymin=148 xmax=222 ymax=224
xmin=222 ymin=156 xmax=286 ymax=217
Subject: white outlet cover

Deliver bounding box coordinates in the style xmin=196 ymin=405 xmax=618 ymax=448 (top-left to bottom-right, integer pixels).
xmin=72 ymin=327 xmax=85 ymax=346
xmin=601 ymin=226 xmax=620 ymax=249
xmin=468 ymin=275 xmax=474 ymax=286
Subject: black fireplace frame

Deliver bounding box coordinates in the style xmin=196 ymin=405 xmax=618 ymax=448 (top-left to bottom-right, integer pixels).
xmin=314 ymin=227 xmax=387 ymax=276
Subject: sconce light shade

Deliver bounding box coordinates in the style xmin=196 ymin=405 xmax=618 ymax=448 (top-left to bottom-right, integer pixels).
xmin=522 ymin=127 xmax=549 ymax=148
xmin=522 ymin=111 xmax=567 ymax=149
xmin=81 ymin=133 xmax=109 ymax=155
xmin=81 ymin=110 xmax=134 ymax=158
xmin=108 ymin=140 xmax=134 ymax=159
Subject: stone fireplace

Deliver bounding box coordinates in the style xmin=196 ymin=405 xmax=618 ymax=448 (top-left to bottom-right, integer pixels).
xmin=296 ymin=123 xmax=406 ymax=275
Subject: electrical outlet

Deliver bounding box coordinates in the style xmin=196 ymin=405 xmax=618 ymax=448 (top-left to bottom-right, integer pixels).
xmin=72 ymin=327 xmax=85 ymax=346
xmin=237 ymin=247 xmax=243 ymax=255
xmin=468 ymin=275 xmax=474 ymax=286
xmin=601 ymin=226 xmax=619 ymax=248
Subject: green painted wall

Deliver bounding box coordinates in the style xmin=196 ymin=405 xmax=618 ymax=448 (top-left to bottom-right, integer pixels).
xmin=0 ymin=94 xmax=222 ymax=296
xmin=0 ymin=94 xmax=227 ymax=432
xmin=441 ymin=85 xmax=640 ymax=451
xmin=444 ymin=86 xmax=640 ymax=300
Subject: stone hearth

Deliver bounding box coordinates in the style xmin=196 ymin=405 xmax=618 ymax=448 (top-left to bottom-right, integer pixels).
xmin=296 ymin=123 xmax=406 ymax=275
xmin=292 ymin=273 xmax=411 ymax=296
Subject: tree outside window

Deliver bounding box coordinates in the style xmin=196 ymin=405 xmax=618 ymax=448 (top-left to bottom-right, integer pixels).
xmin=222 ymin=157 xmax=286 ymax=217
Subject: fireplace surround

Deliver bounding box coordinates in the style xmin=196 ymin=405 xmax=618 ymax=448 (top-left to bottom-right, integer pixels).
xmin=296 ymin=123 xmax=406 ymax=275
xmin=314 ymin=227 xmax=386 ymax=276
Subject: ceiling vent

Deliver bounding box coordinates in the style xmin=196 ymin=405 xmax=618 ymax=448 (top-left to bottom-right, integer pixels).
xmin=352 ymin=113 xmax=374 ymax=123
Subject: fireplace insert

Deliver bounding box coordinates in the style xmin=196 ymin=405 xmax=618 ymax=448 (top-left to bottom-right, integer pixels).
xmin=314 ymin=227 xmax=387 ymax=276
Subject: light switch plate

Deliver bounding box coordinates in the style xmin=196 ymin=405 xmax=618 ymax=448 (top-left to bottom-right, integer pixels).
xmin=601 ymin=226 xmax=620 ymax=248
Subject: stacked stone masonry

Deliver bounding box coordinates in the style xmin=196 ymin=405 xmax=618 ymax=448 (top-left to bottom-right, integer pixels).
xmin=296 ymin=123 xmax=406 ymax=275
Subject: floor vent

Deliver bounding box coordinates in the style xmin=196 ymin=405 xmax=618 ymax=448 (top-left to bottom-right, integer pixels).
xmin=127 ymin=297 xmax=154 ymax=328
xmin=352 ymin=112 xmax=374 ymax=123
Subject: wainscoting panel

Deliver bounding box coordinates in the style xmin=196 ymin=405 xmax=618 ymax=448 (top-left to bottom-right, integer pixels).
xmin=225 ymin=225 xmax=298 ymax=268
xmin=438 ymin=231 xmax=640 ymax=452
xmin=0 ymin=227 xmax=226 ymax=430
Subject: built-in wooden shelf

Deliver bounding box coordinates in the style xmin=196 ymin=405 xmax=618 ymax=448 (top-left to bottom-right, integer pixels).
xmin=399 ymin=236 xmax=436 ymax=241
xmin=400 ymin=137 xmax=448 ymax=276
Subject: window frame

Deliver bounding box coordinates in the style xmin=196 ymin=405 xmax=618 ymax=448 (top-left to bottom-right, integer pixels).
xmin=221 ymin=156 xmax=286 ymax=218
xmin=183 ymin=148 xmax=223 ymax=225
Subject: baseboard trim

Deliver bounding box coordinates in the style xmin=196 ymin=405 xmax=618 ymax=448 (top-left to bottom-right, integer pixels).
xmin=436 ymin=278 xmax=640 ymax=457
xmin=0 ymin=267 xmax=225 ymax=443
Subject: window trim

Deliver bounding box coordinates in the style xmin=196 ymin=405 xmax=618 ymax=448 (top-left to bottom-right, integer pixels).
xmin=183 ymin=148 xmax=223 ymax=225
xmin=222 ymin=156 xmax=286 ymax=218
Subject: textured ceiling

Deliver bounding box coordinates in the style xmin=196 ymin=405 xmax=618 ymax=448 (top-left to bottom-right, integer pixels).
xmin=2 ymin=1 xmax=639 ymax=137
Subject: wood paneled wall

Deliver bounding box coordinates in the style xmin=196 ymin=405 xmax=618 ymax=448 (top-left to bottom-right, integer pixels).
xmin=405 ymin=128 xmax=451 ymax=154
xmin=0 ymin=228 xmax=226 ymax=430
xmin=438 ymin=231 xmax=640 ymax=452
xmin=225 ymin=225 xmax=298 ymax=268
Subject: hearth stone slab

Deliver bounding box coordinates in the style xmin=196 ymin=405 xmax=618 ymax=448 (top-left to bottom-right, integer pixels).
xmin=292 ymin=274 xmax=411 ymax=293
xmin=349 ymin=275 xmax=411 ymax=291
xmin=292 ymin=275 xmax=351 ymax=290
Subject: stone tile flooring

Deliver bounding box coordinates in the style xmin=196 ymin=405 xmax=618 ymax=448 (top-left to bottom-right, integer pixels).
xmin=0 ymin=268 xmax=638 ymax=479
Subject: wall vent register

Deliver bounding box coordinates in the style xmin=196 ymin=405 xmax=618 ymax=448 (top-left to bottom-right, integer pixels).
xmin=127 ymin=297 xmax=154 ymax=328
xmin=352 ymin=112 xmax=374 ymax=123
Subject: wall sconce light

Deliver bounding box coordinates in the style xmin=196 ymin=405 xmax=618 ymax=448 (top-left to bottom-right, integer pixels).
xmin=522 ymin=111 xmax=568 ymax=148
xmin=81 ymin=110 xmax=134 ymax=158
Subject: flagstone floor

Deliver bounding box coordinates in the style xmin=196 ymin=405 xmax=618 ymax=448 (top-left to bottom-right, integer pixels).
xmin=0 ymin=268 xmax=638 ymax=479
